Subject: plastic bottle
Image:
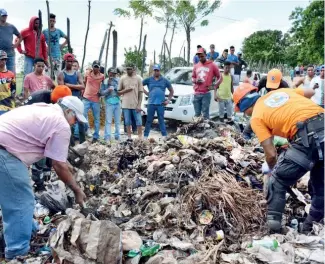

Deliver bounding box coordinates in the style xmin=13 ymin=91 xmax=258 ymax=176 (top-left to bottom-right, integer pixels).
xmin=140 ymin=243 xmax=160 ymax=257
xmin=247 ymin=239 xmax=279 ymax=251
xmin=290 ymin=219 xmax=298 ymax=231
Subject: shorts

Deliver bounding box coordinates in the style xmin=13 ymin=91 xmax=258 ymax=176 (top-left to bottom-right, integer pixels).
xmin=123 ymin=109 xmax=142 ymax=126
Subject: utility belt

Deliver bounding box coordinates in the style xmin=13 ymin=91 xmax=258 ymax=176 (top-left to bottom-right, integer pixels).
xmin=287 ymin=114 xmax=324 ymax=170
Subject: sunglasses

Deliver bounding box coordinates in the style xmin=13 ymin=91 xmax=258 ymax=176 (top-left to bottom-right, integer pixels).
xmin=0 ymin=58 xmax=7 ymax=61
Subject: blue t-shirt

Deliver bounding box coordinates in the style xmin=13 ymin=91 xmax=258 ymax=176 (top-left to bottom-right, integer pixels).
xmin=227 ymin=54 xmax=239 ymax=63
xmin=143 ymin=76 xmax=172 ymax=105
xmin=43 ymin=28 xmax=66 ymax=60
xmin=193 ymin=55 xmax=199 ymax=64
xmin=207 ymin=52 xmax=219 ymax=61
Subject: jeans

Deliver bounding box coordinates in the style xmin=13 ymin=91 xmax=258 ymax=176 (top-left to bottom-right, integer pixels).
xmin=104 ymin=103 xmax=121 ymax=140
xmin=6 ymin=55 xmax=15 ymax=74
xmin=193 ymin=93 xmax=211 ymax=119
xmin=70 ymin=122 xmax=86 ymax=146
xmin=0 ymin=149 xmax=34 ymax=259
xmin=218 ymin=99 xmax=233 ymax=119
xmin=0 ymin=110 xmax=9 ymax=116
xmin=123 ymin=109 xmax=142 ymax=126
xmin=83 ymin=98 xmax=100 ymax=139
xmin=144 ymin=104 xmax=167 ymax=137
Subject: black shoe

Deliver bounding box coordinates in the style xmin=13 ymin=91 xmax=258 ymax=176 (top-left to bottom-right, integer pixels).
xmin=219 ymin=118 xmax=224 ymax=123
xmin=92 ymin=138 xmax=98 ymax=144
xmin=126 ymin=138 xmax=133 ymax=143
xmin=34 ymin=184 xmax=47 ymax=193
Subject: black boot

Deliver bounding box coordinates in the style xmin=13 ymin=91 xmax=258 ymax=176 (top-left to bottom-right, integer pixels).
xmin=267 ymin=211 xmax=282 ymax=233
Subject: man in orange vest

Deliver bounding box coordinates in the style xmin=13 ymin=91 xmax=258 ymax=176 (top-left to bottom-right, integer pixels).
xmin=233 ymin=82 xmax=324 ymax=233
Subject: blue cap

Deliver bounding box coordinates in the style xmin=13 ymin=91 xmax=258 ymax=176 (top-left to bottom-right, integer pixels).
xmin=153 ymin=64 xmax=161 ymax=71
xmin=0 ymin=9 xmax=7 ymax=16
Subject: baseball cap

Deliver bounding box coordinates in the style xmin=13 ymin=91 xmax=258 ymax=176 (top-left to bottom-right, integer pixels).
xmin=63 ymin=53 xmax=75 ymax=61
xmin=92 ymin=60 xmax=100 ymax=68
xmin=266 ymin=69 xmax=282 ymax=89
xmin=196 ymin=48 xmax=206 ymax=55
xmin=0 ymin=50 xmax=8 ymax=59
xmin=60 ymin=96 xmax=87 ymax=123
xmin=108 ymin=67 xmax=117 ymax=74
xmin=125 ymin=63 xmax=135 ymax=69
xmin=153 ymin=64 xmax=161 ymax=71
xmin=51 ymin=85 xmax=72 ymax=103
xmin=0 ymin=9 xmax=7 ymax=16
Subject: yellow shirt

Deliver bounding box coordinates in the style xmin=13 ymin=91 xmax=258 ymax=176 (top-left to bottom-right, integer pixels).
xmin=217 ymin=73 xmax=232 ymax=100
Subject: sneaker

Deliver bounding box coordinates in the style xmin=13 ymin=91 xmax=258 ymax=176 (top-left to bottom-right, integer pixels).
xmin=126 ymin=138 xmax=133 ymax=143
xmin=86 ymin=132 xmax=92 ymax=138
xmin=92 ymin=138 xmax=98 ymax=144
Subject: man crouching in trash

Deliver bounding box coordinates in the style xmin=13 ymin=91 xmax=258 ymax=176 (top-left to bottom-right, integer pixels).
xmin=233 ymin=82 xmax=324 ymax=233
xmin=0 ymin=96 xmax=86 ymax=262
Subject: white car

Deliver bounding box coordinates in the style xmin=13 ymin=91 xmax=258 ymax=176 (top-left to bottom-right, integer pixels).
xmin=141 ymin=67 xmax=221 ymax=123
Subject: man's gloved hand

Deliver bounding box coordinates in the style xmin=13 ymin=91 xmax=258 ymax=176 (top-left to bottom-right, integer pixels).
xmin=262 ymin=161 xmax=272 ymax=174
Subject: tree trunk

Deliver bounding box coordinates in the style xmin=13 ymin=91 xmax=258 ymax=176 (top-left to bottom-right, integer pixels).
xmin=168 ymin=21 xmax=176 ymax=69
xmin=141 ymin=34 xmax=147 ymax=77
xmin=98 ymin=29 xmax=108 ymax=62
xmin=67 ymin=18 xmax=72 ymax=53
xmin=112 ymin=30 xmax=118 ymax=68
xmin=163 ymin=40 xmax=166 ymax=73
xmin=104 ymin=21 xmax=113 ymax=71
xmin=81 ymin=0 xmax=91 ymax=73
xmin=178 ymin=40 xmax=185 ymax=58
xmin=160 ymin=18 xmax=169 ymax=65
xmin=164 ymin=41 xmax=171 ymax=71
xmin=186 ymin=27 xmax=191 ymax=66
xmin=138 ymin=17 xmax=144 ymax=53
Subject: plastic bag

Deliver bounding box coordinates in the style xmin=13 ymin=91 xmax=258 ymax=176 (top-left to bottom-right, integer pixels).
xmin=39 ymin=182 xmax=70 ymax=213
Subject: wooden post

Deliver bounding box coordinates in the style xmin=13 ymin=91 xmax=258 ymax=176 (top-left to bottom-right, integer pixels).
xmin=154 ymin=50 xmax=156 ymax=65
xmin=44 ymin=3 xmax=54 ymax=80
xmin=104 ymin=21 xmax=114 ymax=71
xmin=141 ymin=34 xmax=147 ymax=77
xmin=36 ymin=10 xmax=42 ymax=59
xmin=81 ymin=0 xmax=91 ymax=73
xmin=98 ymin=29 xmax=107 ymax=62
xmin=112 ymin=30 xmax=118 ymax=68
xmin=183 ymin=46 xmax=186 ymax=66
xmin=67 ymin=18 xmax=72 ymax=53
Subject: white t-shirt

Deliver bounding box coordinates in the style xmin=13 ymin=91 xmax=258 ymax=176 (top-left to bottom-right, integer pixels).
xmin=303 ymin=76 xmax=314 ymax=89
xmin=309 ymin=76 xmax=324 ymax=105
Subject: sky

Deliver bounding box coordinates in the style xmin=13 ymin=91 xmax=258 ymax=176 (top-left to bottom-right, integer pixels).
xmin=3 ymin=0 xmax=309 ymax=71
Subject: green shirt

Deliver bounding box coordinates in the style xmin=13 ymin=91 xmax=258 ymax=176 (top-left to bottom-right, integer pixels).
xmin=217 ymin=73 xmax=232 ymax=100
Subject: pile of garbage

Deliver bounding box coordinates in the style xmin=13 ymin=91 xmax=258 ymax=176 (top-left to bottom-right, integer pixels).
xmin=6 ymin=118 xmax=324 ymax=263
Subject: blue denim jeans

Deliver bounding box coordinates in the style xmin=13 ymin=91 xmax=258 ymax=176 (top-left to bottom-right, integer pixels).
xmin=144 ymin=104 xmax=167 ymax=137
xmin=24 ymin=56 xmax=34 ymax=76
xmin=218 ymin=99 xmax=233 ymax=119
xmin=83 ymin=98 xmax=100 ymax=139
xmin=6 ymin=55 xmax=15 ymax=74
xmin=0 ymin=149 xmax=35 ymax=260
xmin=105 ymin=103 xmax=121 ymax=140
xmin=193 ymin=92 xmax=211 ymax=119
xmin=123 ymin=109 xmax=142 ymax=126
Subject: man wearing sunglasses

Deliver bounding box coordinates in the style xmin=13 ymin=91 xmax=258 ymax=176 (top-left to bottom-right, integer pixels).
xmin=0 ymin=50 xmax=16 ymax=116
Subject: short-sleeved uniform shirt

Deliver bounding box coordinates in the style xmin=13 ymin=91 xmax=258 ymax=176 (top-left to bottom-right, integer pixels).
xmin=118 ymin=75 xmax=143 ymax=109
xmin=251 ymin=88 xmax=324 ymax=143
xmin=43 ymin=28 xmax=66 ymax=60
xmin=227 ymin=54 xmax=239 ymax=64
xmin=0 ymin=103 xmax=71 ymax=166
xmin=143 ymin=76 xmax=172 ymax=105
xmin=24 ymin=72 xmax=53 ymax=93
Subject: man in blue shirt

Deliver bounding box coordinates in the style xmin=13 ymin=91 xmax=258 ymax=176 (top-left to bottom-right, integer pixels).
xmin=227 ymin=46 xmax=239 ymax=83
xmin=43 ymin=13 xmax=68 ymax=78
xmin=193 ymin=45 xmax=202 ymax=65
xmin=207 ymin=44 xmax=219 ymax=61
xmin=143 ymin=64 xmax=174 ymax=139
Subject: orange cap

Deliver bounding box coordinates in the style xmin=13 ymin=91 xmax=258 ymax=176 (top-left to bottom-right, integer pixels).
xmin=51 ymin=85 xmax=72 ymax=103
xmin=266 ymin=69 xmax=282 ymax=89
xmin=233 ymin=83 xmax=258 ymax=112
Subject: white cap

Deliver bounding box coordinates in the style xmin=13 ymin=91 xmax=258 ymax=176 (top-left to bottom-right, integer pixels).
xmin=60 ymin=96 xmax=87 ymax=123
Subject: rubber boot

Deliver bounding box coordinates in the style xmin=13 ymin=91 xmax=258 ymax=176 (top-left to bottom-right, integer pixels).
xmin=267 ymin=211 xmax=282 ymax=233
xmin=302 ymin=208 xmax=324 ymax=233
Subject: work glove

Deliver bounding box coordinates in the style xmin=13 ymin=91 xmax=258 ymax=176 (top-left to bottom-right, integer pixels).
xmin=262 ymin=161 xmax=272 ymax=174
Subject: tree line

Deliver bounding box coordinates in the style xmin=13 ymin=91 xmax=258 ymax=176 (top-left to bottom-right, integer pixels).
xmin=242 ymin=1 xmax=324 ymax=67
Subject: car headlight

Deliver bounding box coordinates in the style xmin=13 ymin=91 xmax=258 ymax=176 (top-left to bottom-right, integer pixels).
xmin=179 ymin=95 xmax=193 ymax=106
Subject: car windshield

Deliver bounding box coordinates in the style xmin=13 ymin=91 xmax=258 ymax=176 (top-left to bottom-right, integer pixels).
xmin=165 ymin=69 xmax=185 ymax=81
xmin=168 ymin=70 xmax=193 ymax=85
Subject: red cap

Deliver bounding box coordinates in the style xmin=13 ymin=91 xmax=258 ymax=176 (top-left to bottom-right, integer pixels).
xmin=63 ymin=53 xmax=75 ymax=61
xmin=196 ymin=48 xmax=206 ymax=55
